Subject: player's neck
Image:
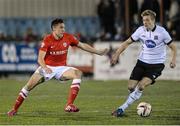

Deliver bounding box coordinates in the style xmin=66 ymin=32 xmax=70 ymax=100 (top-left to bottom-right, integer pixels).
xmin=147 ymin=24 xmax=156 ymax=31
xmin=53 ymin=33 xmax=63 ymax=40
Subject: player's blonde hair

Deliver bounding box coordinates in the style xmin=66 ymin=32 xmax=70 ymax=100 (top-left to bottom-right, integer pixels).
xmin=141 ymin=10 xmax=156 ymax=20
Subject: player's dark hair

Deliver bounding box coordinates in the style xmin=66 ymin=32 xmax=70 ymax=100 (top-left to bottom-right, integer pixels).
xmin=51 ymin=18 xmax=64 ymax=30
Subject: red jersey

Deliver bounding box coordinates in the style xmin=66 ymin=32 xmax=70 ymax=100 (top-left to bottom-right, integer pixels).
xmin=39 ymin=33 xmax=79 ymax=66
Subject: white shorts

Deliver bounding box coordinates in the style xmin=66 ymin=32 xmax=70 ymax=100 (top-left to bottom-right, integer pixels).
xmin=35 ymin=65 xmax=76 ymax=81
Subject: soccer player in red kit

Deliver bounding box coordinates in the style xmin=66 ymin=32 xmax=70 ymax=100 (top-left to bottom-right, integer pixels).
xmin=7 ymin=18 xmax=108 ymax=116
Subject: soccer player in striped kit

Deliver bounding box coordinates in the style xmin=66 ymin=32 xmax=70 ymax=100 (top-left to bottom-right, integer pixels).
xmin=7 ymin=18 xmax=108 ymax=116
xmin=111 ymin=10 xmax=177 ymax=117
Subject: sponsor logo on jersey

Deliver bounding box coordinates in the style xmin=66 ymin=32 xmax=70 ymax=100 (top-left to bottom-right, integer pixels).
xmin=154 ymin=35 xmax=158 ymax=40
xmin=145 ymin=40 xmax=156 ymax=48
xmin=50 ymin=50 xmax=68 ymax=55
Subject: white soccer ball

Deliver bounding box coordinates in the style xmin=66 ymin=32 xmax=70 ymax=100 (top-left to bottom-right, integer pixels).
xmin=137 ymin=102 xmax=152 ymax=117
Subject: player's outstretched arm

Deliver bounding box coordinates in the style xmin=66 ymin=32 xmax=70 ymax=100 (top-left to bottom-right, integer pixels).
xmin=77 ymin=42 xmax=108 ymax=56
xmin=168 ymin=42 xmax=177 ymax=68
xmin=111 ymin=37 xmax=133 ymax=65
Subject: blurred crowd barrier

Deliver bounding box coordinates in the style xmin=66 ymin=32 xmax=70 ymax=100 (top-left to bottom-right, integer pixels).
xmin=0 ymin=42 xmax=179 ymax=80
xmin=0 ymin=42 xmax=38 ymax=72
xmin=0 ymin=42 xmax=94 ymax=74
xmin=94 ymin=42 xmax=180 ymax=80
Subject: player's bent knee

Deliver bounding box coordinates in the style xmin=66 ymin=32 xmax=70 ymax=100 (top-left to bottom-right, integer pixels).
xmin=137 ymin=84 xmax=145 ymax=91
xmin=139 ymin=86 xmax=144 ymax=91
xmin=74 ymin=69 xmax=82 ymax=78
xmin=25 ymin=84 xmax=34 ymax=91
xmin=128 ymin=86 xmax=135 ymax=93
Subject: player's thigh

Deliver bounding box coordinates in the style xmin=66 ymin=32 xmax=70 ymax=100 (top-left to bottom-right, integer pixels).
xmin=61 ymin=68 xmax=82 ymax=80
xmin=128 ymin=62 xmax=144 ymax=91
xmin=145 ymin=63 xmax=165 ymax=84
xmin=137 ymin=77 xmax=152 ymax=90
xmin=130 ymin=61 xmax=145 ymax=82
xmin=25 ymin=72 xmax=44 ymax=91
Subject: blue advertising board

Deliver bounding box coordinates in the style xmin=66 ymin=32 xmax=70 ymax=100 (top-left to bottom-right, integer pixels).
xmin=0 ymin=43 xmax=39 ymax=72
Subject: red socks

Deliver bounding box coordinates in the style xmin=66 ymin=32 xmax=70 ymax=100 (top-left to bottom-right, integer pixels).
xmin=13 ymin=95 xmax=25 ymax=111
xmin=67 ymin=83 xmax=80 ymax=105
xmin=12 ymin=88 xmax=29 ymax=111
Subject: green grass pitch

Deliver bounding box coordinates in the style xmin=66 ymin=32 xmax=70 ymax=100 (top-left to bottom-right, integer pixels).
xmin=0 ymin=79 xmax=180 ymax=125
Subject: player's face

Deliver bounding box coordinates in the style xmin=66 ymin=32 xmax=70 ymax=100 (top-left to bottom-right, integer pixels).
xmin=53 ymin=23 xmax=65 ymax=36
xmin=142 ymin=15 xmax=155 ymax=29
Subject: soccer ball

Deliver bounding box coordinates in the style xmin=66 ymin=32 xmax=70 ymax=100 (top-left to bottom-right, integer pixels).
xmin=137 ymin=102 xmax=152 ymax=117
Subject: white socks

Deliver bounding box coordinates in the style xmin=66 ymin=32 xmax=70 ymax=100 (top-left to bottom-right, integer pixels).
xmin=119 ymin=87 xmax=142 ymax=111
xmin=19 ymin=87 xmax=29 ymax=99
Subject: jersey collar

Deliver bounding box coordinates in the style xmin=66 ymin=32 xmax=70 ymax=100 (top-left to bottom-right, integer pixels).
xmin=151 ymin=25 xmax=156 ymax=32
xmin=146 ymin=25 xmax=156 ymax=32
xmin=51 ymin=33 xmax=64 ymax=41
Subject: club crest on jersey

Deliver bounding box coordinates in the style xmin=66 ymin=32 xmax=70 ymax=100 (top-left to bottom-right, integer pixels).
xmin=63 ymin=42 xmax=67 ymax=47
xmin=145 ymin=40 xmax=156 ymax=48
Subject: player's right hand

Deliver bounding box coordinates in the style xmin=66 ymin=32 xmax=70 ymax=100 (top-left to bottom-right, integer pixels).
xmin=110 ymin=53 xmax=119 ymax=65
xmin=170 ymin=61 xmax=176 ymax=68
xmin=44 ymin=67 xmax=53 ymax=74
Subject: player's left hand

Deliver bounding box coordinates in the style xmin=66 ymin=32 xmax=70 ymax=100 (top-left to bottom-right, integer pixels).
xmin=97 ymin=48 xmax=109 ymax=56
xmin=170 ymin=61 xmax=176 ymax=68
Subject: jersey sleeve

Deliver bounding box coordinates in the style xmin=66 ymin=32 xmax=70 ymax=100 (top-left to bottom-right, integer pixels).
xmin=69 ymin=34 xmax=79 ymax=46
xmin=163 ymin=29 xmax=172 ymax=45
xmin=39 ymin=36 xmax=50 ymax=52
xmin=131 ymin=27 xmax=142 ymax=42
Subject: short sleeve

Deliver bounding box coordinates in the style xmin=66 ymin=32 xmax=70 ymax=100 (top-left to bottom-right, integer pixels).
xmin=69 ymin=34 xmax=79 ymax=46
xmin=39 ymin=37 xmax=50 ymax=52
xmin=131 ymin=27 xmax=142 ymax=42
xmin=163 ymin=29 xmax=172 ymax=45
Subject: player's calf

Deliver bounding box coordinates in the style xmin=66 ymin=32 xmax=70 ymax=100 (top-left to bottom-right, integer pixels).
xmin=7 ymin=87 xmax=29 ymax=117
xmin=128 ymin=86 xmax=135 ymax=93
xmin=66 ymin=79 xmax=81 ymax=105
